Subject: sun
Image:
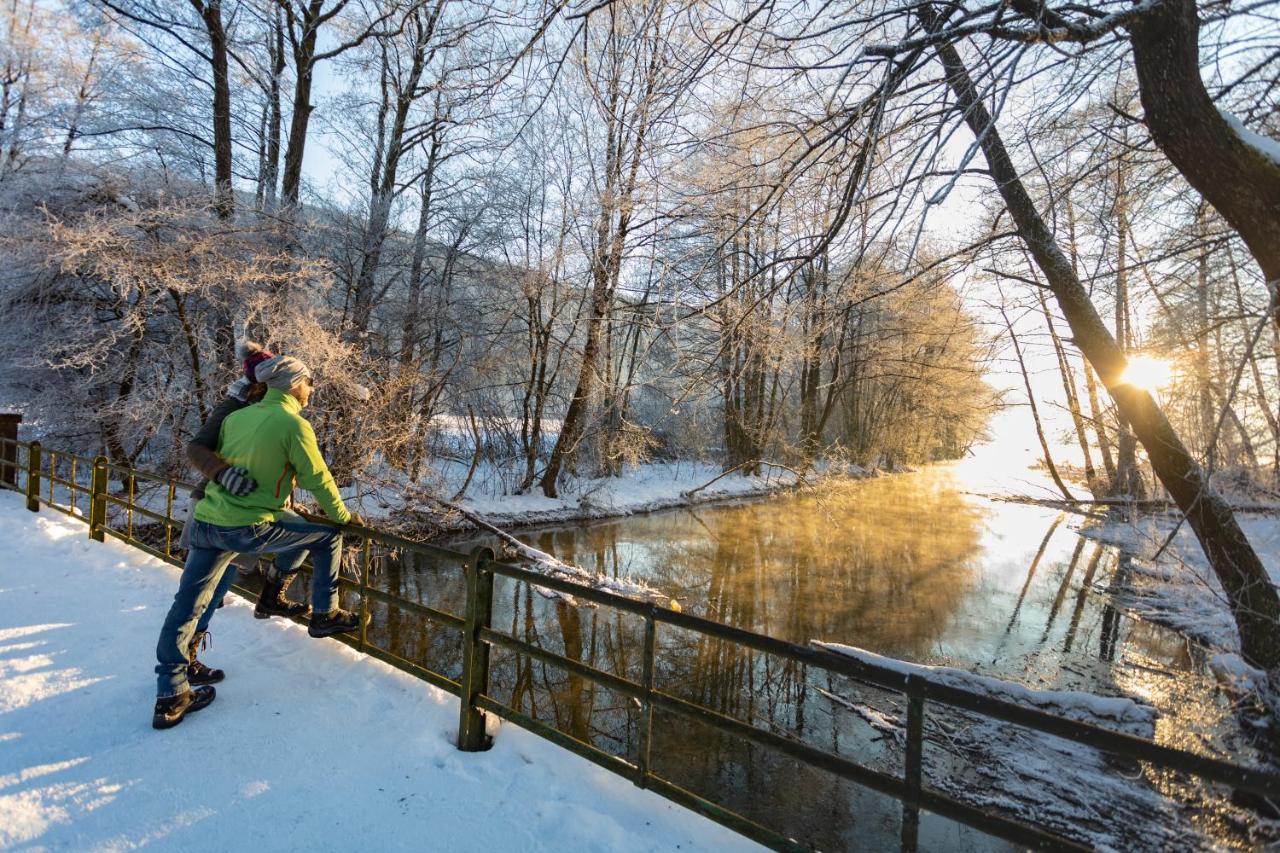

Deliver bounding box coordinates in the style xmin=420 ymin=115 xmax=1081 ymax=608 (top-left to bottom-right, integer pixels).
xmin=1120 ymin=354 xmax=1173 ymax=392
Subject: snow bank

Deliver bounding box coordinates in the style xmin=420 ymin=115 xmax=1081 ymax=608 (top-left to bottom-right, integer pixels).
xmin=1079 ymin=512 xmax=1280 ymax=659
xmin=814 ymin=642 xmax=1157 ymax=736
xmin=0 ymin=492 xmax=755 ymax=851
xmin=453 ymin=462 xmax=804 ymax=529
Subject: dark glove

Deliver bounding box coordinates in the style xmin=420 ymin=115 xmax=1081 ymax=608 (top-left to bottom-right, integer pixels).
xmin=215 ymin=466 xmax=256 ymax=498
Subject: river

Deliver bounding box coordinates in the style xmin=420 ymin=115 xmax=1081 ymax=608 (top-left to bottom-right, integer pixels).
xmin=345 ymin=461 xmax=1272 ymax=850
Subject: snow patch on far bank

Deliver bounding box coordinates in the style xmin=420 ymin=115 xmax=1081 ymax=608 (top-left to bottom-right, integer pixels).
xmin=1079 ymin=512 xmax=1280 ymax=660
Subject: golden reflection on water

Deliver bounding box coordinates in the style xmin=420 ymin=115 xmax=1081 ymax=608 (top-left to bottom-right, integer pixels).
xmin=524 ymin=472 xmax=989 ymax=658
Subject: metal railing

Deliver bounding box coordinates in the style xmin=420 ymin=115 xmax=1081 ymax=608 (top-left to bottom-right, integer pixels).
xmin=2 ymin=435 xmax=1278 ymax=852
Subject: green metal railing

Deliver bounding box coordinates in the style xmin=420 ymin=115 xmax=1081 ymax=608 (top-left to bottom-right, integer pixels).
xmin=2 ymin=435 xmax=1278 ymax=852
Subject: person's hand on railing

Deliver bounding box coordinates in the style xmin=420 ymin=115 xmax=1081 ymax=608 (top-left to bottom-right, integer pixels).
xmin=346 ymin=511 xmax=369 ymax=531
xmin=214 ymin=466 xmax=257 ymax=498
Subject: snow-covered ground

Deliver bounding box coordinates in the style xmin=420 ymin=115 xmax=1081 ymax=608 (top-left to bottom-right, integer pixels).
xmin=0 ymin=492 xmax=756 ymax=851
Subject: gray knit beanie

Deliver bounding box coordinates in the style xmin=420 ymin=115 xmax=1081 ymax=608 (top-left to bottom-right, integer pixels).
xmin=255 ymin=355 xmax=312 ymax=391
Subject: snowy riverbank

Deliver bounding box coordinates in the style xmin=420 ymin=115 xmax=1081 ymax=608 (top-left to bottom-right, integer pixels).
xmin=1080 ymin=510 xmax=1280 ymax=696
xmin=352 ymin=459 xmax=889 ymax=533
xmin=0 ymin=492 xmax=755 ymax=851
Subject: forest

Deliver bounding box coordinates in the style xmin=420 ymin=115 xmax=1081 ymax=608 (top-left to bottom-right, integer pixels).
xmin=1 ymin=0 xmax=1278 ymax=672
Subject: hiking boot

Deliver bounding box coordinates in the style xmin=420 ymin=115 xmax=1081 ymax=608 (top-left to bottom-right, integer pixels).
xmin=152 ymin=686 xmax=216 ymax=730
xmin=254 ymin=573 xmax=310 ymax=620
xmin=186 ymin=630 xmax=224 ymax=686
xmin=307 ymin=608 xmax=368 ymax=638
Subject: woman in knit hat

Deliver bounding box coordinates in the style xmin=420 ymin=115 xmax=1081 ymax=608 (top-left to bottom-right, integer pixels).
xmin=174 ymin=341 xmax=275 ymax=687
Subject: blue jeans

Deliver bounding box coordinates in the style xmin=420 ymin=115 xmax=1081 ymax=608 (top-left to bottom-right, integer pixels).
xmin=154 ymin=513 xmax=344 ymax=698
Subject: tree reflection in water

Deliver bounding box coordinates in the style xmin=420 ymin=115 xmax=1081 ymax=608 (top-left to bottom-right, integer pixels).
xmin=354 ymin=468 xmax=1259 ymax=850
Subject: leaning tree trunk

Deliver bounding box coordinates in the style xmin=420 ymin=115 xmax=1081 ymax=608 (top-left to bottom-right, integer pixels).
xmin=1129 ymin=0 xmax=1280 ymax=308
xmin=930 ymin=17 xmax=1280 ymax=670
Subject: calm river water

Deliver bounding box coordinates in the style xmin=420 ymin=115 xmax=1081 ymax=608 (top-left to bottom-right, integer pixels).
xmin=340 ymin=463 xmax=1272 ymax=851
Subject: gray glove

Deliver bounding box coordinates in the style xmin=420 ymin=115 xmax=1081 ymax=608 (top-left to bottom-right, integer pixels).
xmin=215 ymin=465 xmax=256 ymax=497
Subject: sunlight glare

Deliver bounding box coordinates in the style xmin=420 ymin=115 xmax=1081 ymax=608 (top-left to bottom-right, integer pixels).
xmin=1120 ymin=355 xmax=1173 ymax=392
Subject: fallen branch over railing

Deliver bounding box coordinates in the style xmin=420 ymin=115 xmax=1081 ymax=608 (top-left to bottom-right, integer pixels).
xmin=426 ymin=495 xmax=680 ymax=611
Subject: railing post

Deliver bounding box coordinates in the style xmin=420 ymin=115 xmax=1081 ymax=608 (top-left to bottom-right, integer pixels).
xmin=638 ymin=604 xmax=657 ymax=787
xmin=25 ymin=441 xmax=41 ymax=512
xmin=0 ymin=413 xmax=19 ymax=488
xmin=457 ymin=545 xmax=496 ymax=752
xmin=164 ymin=481 xmax=176 ymax=558
xmin=901 ymin=675 xmax=926 ymax=853
xmin=358 ymin=536 xmax=372 ymax=652
xmin=89 ymin=456 xmax=107 ymax=542
xmin=125 ymin=471 xmax=136 ymax=541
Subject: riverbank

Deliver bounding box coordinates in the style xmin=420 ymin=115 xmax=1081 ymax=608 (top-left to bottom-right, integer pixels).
xmin=1080 ymin=510 xmax=1280 ymax=699
xmin=364 ymin=459 xmax=897 ymax=534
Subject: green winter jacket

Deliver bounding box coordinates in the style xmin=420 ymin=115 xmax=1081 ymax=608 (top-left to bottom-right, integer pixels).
xmin=193 ymin=388 xmax=351 ymax=527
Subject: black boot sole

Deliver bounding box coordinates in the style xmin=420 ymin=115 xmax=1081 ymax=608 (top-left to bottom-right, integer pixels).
xmin=188 ymin=670 xmax=225 ymax=686
xmin=308 ymin=612 xmax=370 ymax=638
xmin=254 ymin=605 xmax=311 ymax=620
xmin=152 ymin=686 xmax=216 ymax=730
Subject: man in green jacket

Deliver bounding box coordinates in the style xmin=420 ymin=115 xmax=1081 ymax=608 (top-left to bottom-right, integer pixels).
xmin=153 ymin=354 xmax=366 ymax=729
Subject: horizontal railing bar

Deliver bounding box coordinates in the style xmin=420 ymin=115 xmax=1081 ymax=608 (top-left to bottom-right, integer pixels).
xmin=916 ymin=788 xmax=1088 ymax=852
xmin=29 ymin=497 xmax=81 ymax=520
xmin=651 ymin=687 xmax=906 ymax=800
xmin=102 ymin=499 xmax=177 ymax=527
xmin=479 ymin=627 xmax=645 ymax=701
xmin=483 ymin=560 xmax=661 ymax=617
xmin=298 ymin=511 xmax=469 ymax=567
xmin=916 ymin=679 xmax=1280 ymax=798
xmin=44 ymin=475 xmax=90 ymax=491
xmin=475 ymin=693 xmax=640 ymax=782
xmin=102 ymin=529 xmax=181 ymax=567
xmin=640 ymin=775 xmax=810 ymax=853
xmin=338 ymin=637 xmax=461 ymax=695
xmin=345 ymin=581 xmax=465 ymax=630
xmin=103 ymin=464 xmax=189 ymax=486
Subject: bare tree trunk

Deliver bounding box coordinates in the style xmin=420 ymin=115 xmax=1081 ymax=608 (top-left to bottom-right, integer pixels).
xmin=1195 ymin=204 xmax=1217 ymax=469
xmin=1083 ymin=361 xmax=1116 ymax=484
xmin=1066 ymin=196 xmax=1118 ymax=484
xmin=1112 ymin=158 xmax=1145 ymax=499
xmin=1130 ymin=0 xmax=1280 ymax=300
xmin=261 ymin=3 xmax=285 ymax=208
xmin=1002 ymin=306 xmax=1075 ymax=501
xmin=1038 ymin=289 xmax=1096 ymax=489
xmin=931 ymin=19 xmax=1280 ymax=670
xmin=1226 ymin=247 xmax=1280 ymax=474
xmin=62 ymin=27 xmax=103 ymax=158
xmin=191 ymin=0 xmax=234 ymax=219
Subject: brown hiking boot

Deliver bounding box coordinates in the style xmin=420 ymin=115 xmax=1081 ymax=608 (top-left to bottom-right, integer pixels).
xmin=152 ymin=686 xmax=216 ymax=729
xmin=254 ymin=573 xmax=310 ymax=620
xmin=186 ymin=630 xmax=224 ymax=686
